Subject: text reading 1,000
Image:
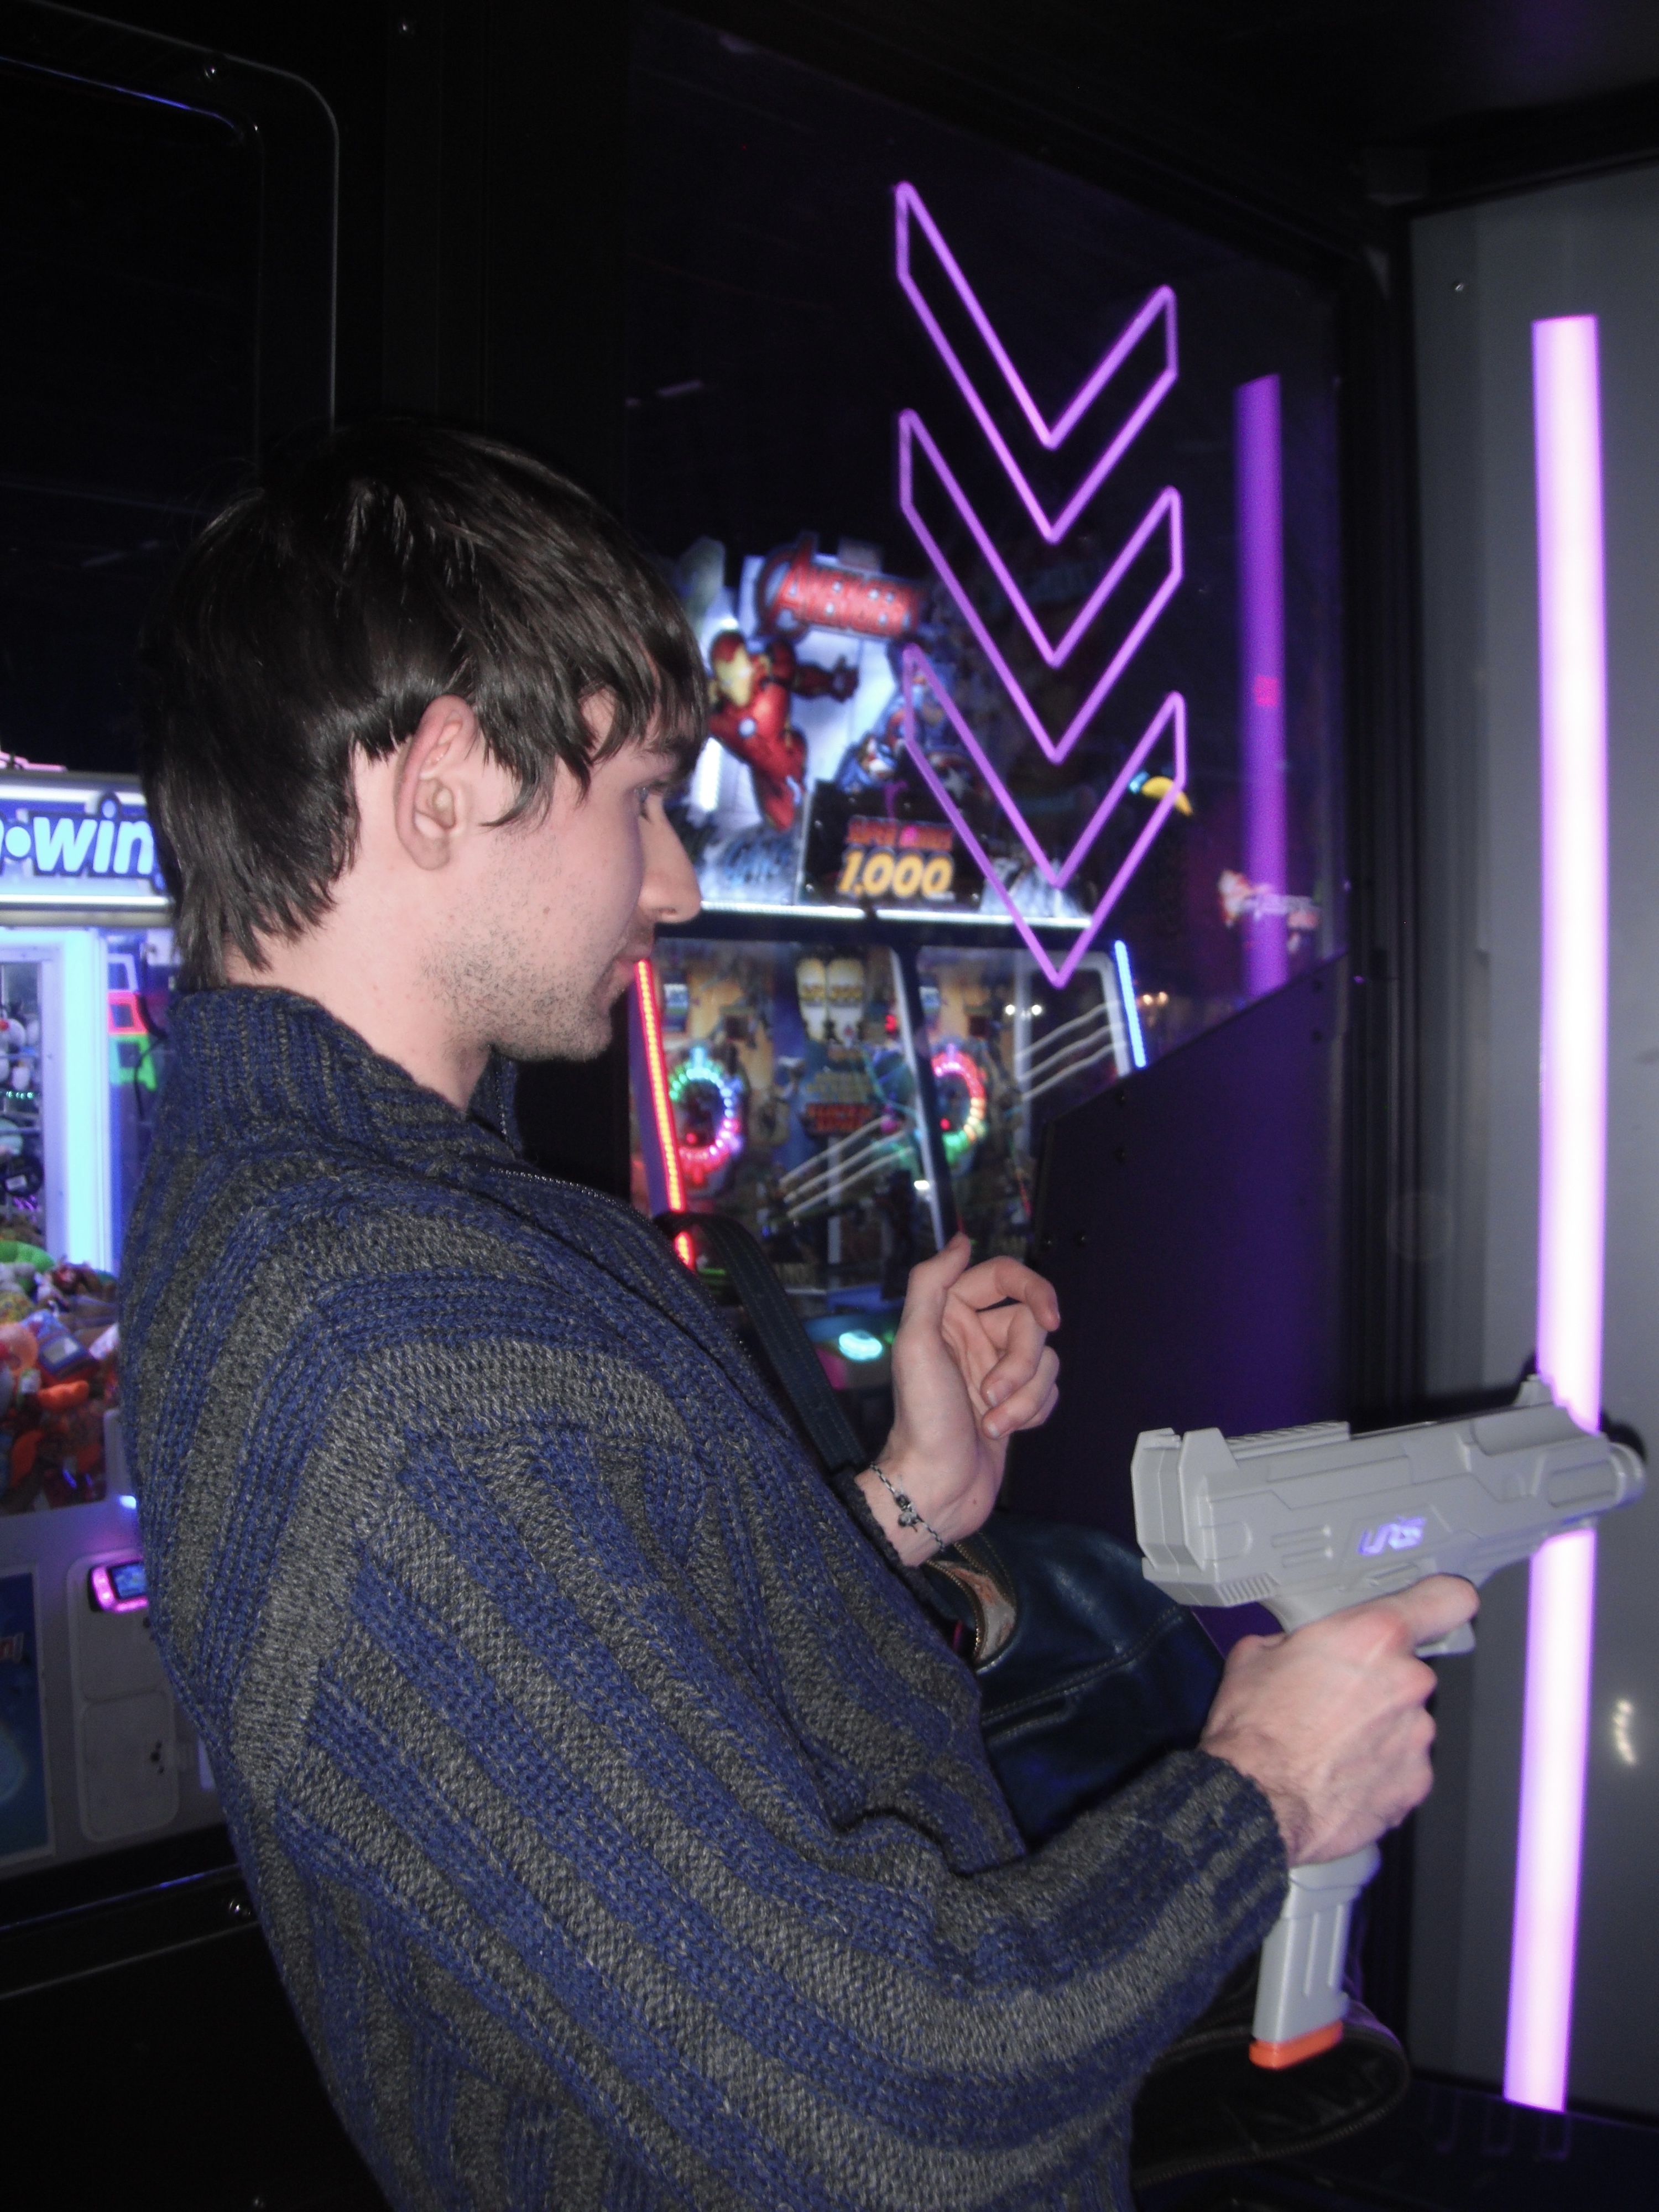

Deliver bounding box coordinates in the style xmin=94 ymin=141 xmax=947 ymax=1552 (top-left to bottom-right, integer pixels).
xmin=837 ymin=848 xmax=955 ymax=900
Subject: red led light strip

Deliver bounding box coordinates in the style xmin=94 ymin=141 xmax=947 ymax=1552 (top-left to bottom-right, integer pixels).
xmin=634 ymin=958 xmax=694 ymax=1268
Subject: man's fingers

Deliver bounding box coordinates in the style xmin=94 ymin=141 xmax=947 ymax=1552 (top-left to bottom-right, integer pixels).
xmin=1376 ymin=1573 xmax=1479 ymax=1649
xmin=983 ymin=1348 xmax=1060 ymax=1438
xmin=900 ymin=1235 xmax=974 ymax=1331
xmin=979 ymin=1302 xmax=1047 ymax=1407
xmin=952 ymin=1254 xmax=1061 ymax=1332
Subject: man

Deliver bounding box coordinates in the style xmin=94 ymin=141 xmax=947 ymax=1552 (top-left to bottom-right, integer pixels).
xmin=126 ymin=423 xmax=1473 ymax=2211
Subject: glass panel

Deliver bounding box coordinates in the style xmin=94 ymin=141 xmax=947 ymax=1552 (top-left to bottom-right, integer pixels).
xmin=106 ymin=930 xmax=179 ymax=1272
xmin=0 ymin=921 xmax=176 ymax=1516
xmin=916 ymin=946 xmax=1133 ymax=1256
xmin=629 ymin=5 xmax=1343 ymax=1048
xmin=634 ymin=936 xmax=935 ymax=1291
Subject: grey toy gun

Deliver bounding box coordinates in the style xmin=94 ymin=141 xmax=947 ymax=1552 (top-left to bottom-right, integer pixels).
xmin=1132 ymin=1376 xmax=1644 ymax=2068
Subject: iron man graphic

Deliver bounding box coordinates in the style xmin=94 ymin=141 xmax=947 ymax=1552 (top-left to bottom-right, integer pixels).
xmin=706 ymin=629 xmax=855 ymax=833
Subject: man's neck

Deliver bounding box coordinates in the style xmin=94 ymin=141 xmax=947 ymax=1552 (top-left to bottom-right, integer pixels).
xmin=222 ymin=930 xmax=486 ymax=1111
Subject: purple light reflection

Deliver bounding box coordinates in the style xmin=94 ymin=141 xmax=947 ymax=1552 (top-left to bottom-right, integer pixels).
xmin=890 ymin=181 xmax=1190 ymax=993
xmin=1504 ymin=311 xmax=1609 ymax=2115
xmin=899 ymin=413 xmax=1182 ymax=764
xmin=1237 ymin=374 xmax=1287 ymax=997
xmin=895 ymin=181 xmax=1178 ymax=542
xmin=900 ymin=647 xmax=1186 ymax=992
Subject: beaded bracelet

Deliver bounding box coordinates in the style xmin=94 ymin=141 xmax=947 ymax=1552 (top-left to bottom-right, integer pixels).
xmin=868 ymin=1463 xmax=948 ymax=1554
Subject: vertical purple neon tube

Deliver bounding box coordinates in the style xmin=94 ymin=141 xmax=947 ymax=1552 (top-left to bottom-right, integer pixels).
xmin=1237 ymin=374 xmax=1286 ymax=997
xmin=1504 ymin=313 xmax=1609 ymax=2115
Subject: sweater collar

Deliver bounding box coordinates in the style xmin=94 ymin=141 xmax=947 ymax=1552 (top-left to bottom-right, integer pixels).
xmin=163 ymin=985 xmax=815 ymax=1459
xmin=165 ymin=986 xmax=521 ymax=1172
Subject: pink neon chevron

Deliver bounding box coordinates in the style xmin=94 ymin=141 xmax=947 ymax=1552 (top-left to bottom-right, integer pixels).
xmin=896 ymin=181 xmax=1177 ymax=542
xmin=900 ymin=411 xmax=1183 ymax=764
xmin=903 ymin=646 xmax=1183 ymax=890
xmin=893 ymin=186 xmax=1187 ymax=978
xmin=902 ymin=648 xmax=1187 ymax=990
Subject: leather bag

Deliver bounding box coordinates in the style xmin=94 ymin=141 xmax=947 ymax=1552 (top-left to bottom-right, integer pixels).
xmin=655 ymin=1213 xmax=1408 ymax=2187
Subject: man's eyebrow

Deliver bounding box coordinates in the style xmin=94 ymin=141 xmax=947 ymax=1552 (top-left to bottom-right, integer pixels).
xmin=644 ymin=733 xmax=701 ymax=775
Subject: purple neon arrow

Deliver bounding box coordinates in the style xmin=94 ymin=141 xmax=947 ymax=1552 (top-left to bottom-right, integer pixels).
xmin=902 ymin=649 xmax=1187 ymax=990
xmin=902 ymin=645 xmax=1182 ymax=891
xmin=894 ymin=183 xmax=1187 ymax=971
xmin=900 ymin=412 xmax=1183 ymax=764
xmin=897 ymin=181 xmax=1178 ymax=542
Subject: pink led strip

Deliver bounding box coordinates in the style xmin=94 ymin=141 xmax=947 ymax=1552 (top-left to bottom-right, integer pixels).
xmin=1504 ymin=313 xmax=1608 ymax=2115
xmin=633 ymin=958 xmax=695 ymax=1270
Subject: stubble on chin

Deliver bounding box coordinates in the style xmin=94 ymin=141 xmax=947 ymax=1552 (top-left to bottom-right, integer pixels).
xmin=421 ymin=933 xmax=619 ymax=1067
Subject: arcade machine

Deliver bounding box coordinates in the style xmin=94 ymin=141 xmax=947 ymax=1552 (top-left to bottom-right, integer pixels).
xmin=621 ymin=7 xmax=1342 ymax=1443
xmin=615 ymin=14 xmax=1659 ymax=2200
xmin=0 ymin=773 xmax=223 ymax=1890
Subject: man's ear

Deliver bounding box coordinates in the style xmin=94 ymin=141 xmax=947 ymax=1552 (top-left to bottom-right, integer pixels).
xmin=394 ymin=696 xmax=486 ymax=872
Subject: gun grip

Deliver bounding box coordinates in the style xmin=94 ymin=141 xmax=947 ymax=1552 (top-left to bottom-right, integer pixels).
xmin=1249 ymin=1844 xmax=1379 ymax=2068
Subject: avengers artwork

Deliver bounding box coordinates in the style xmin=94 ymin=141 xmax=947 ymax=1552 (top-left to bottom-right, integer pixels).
xmin=669 ymin=530 xmax=1092 ymax=922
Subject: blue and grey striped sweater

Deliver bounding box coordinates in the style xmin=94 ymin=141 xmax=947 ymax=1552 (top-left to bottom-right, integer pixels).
xmin=122 ymin=988 xmax=1286 ymax=2210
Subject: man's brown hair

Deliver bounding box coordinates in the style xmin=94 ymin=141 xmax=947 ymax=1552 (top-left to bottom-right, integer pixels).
xmin=138 ymin=420 xmax=705 ymax=985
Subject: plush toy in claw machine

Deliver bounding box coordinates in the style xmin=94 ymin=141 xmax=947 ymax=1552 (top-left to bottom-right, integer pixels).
xmin=0 ymin=1253 xmax=119 ymax=1512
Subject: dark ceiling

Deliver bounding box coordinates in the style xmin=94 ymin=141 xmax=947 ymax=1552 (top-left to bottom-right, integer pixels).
xmin=693 ymin=0 xmax=1659 ymax=251
xmin=69 ymin=3 xmax=1659 ymax=273
xmin=1116 ymin=0 xmax=1659 ymax=139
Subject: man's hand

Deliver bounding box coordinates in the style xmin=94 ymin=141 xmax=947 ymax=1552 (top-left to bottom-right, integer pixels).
xmin=857 ymin=1234 xmax=1060 ymax=1563
xmin=1198 ymin=1575 xmax=1480 ymax=1864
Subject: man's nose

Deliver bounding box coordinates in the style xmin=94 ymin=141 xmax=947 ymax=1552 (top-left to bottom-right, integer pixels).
xmin=643 ymin=807 xmax=702 ymax=926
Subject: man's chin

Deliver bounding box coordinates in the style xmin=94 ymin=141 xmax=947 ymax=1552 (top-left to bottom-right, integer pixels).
xmin=493 ymin=957 xmax=644 ymax=1067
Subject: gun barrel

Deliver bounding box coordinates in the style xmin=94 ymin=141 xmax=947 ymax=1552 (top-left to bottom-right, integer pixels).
xmin=1132 ymin=1377 xmax=1644 ymax=1634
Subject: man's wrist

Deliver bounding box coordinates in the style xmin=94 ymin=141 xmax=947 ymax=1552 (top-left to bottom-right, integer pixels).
xmin=862 ymin=1461 xmax=950 ymax=1562
xmin=856 ymin=1446 xmax=953 ymax=1565
xmin=1199 ymin=1729 xmax=1313 ymax=1863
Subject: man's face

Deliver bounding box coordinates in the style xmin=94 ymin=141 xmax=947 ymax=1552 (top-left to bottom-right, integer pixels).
xmin=425 ymin=713 xmax=701 ymax=1065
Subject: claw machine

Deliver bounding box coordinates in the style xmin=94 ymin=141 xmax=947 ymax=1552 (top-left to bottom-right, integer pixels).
xmin=620 ymin=9 xmax=1344 ymax=1439
xmin=0 ymin=771 xmax=220 ymax=1884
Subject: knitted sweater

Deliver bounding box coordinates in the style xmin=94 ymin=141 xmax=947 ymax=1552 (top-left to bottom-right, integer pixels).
xmin=122 ymin=988 xmax=1287 ymax=2212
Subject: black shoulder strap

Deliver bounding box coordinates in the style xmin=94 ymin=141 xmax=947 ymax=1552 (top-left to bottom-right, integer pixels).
xmin=654 ymin=1212 xmax=867 ymax=1477
xmin=655 ymin=1212 xmax=1006 ymax=1648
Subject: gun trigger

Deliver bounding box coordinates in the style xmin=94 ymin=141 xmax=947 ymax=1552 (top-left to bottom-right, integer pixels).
xmin=1418 ymin=1623 xmax=1477 ymax=1657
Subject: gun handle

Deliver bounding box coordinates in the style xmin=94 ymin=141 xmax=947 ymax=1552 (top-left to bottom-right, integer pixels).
xmin=1249 ymin=1844 xmax=1380 ymax=2068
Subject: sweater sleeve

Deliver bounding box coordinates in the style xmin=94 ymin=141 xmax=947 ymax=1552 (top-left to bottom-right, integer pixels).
xmin=175 ymin=1280 xmax=1285 ymax=2212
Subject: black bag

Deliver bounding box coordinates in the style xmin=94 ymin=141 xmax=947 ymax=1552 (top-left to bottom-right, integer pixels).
xmin=656 ymin=1213 xmax=1408 ymax=2187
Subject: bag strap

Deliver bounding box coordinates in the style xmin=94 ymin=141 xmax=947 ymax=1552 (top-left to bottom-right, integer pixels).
xmin=652 ymin=1212 xmax=1016 ymax=1658
xmin=654 ymin=1212 xmax=866 ymax=1477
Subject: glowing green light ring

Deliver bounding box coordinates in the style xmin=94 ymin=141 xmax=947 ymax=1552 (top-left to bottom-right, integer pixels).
xmin=669 ymin=1045 xmax=745 ymax=1185
xmin=931 ymin=1042 xmax=987 ymax=1166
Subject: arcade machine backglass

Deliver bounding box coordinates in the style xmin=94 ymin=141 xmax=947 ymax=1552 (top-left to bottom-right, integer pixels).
xmin=620 ymin=10 xmax=1344 ymax=1435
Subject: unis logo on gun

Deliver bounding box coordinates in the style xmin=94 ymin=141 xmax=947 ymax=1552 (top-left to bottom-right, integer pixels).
xmin=1356 ymin=1515 xmax=1427 ymax=1558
